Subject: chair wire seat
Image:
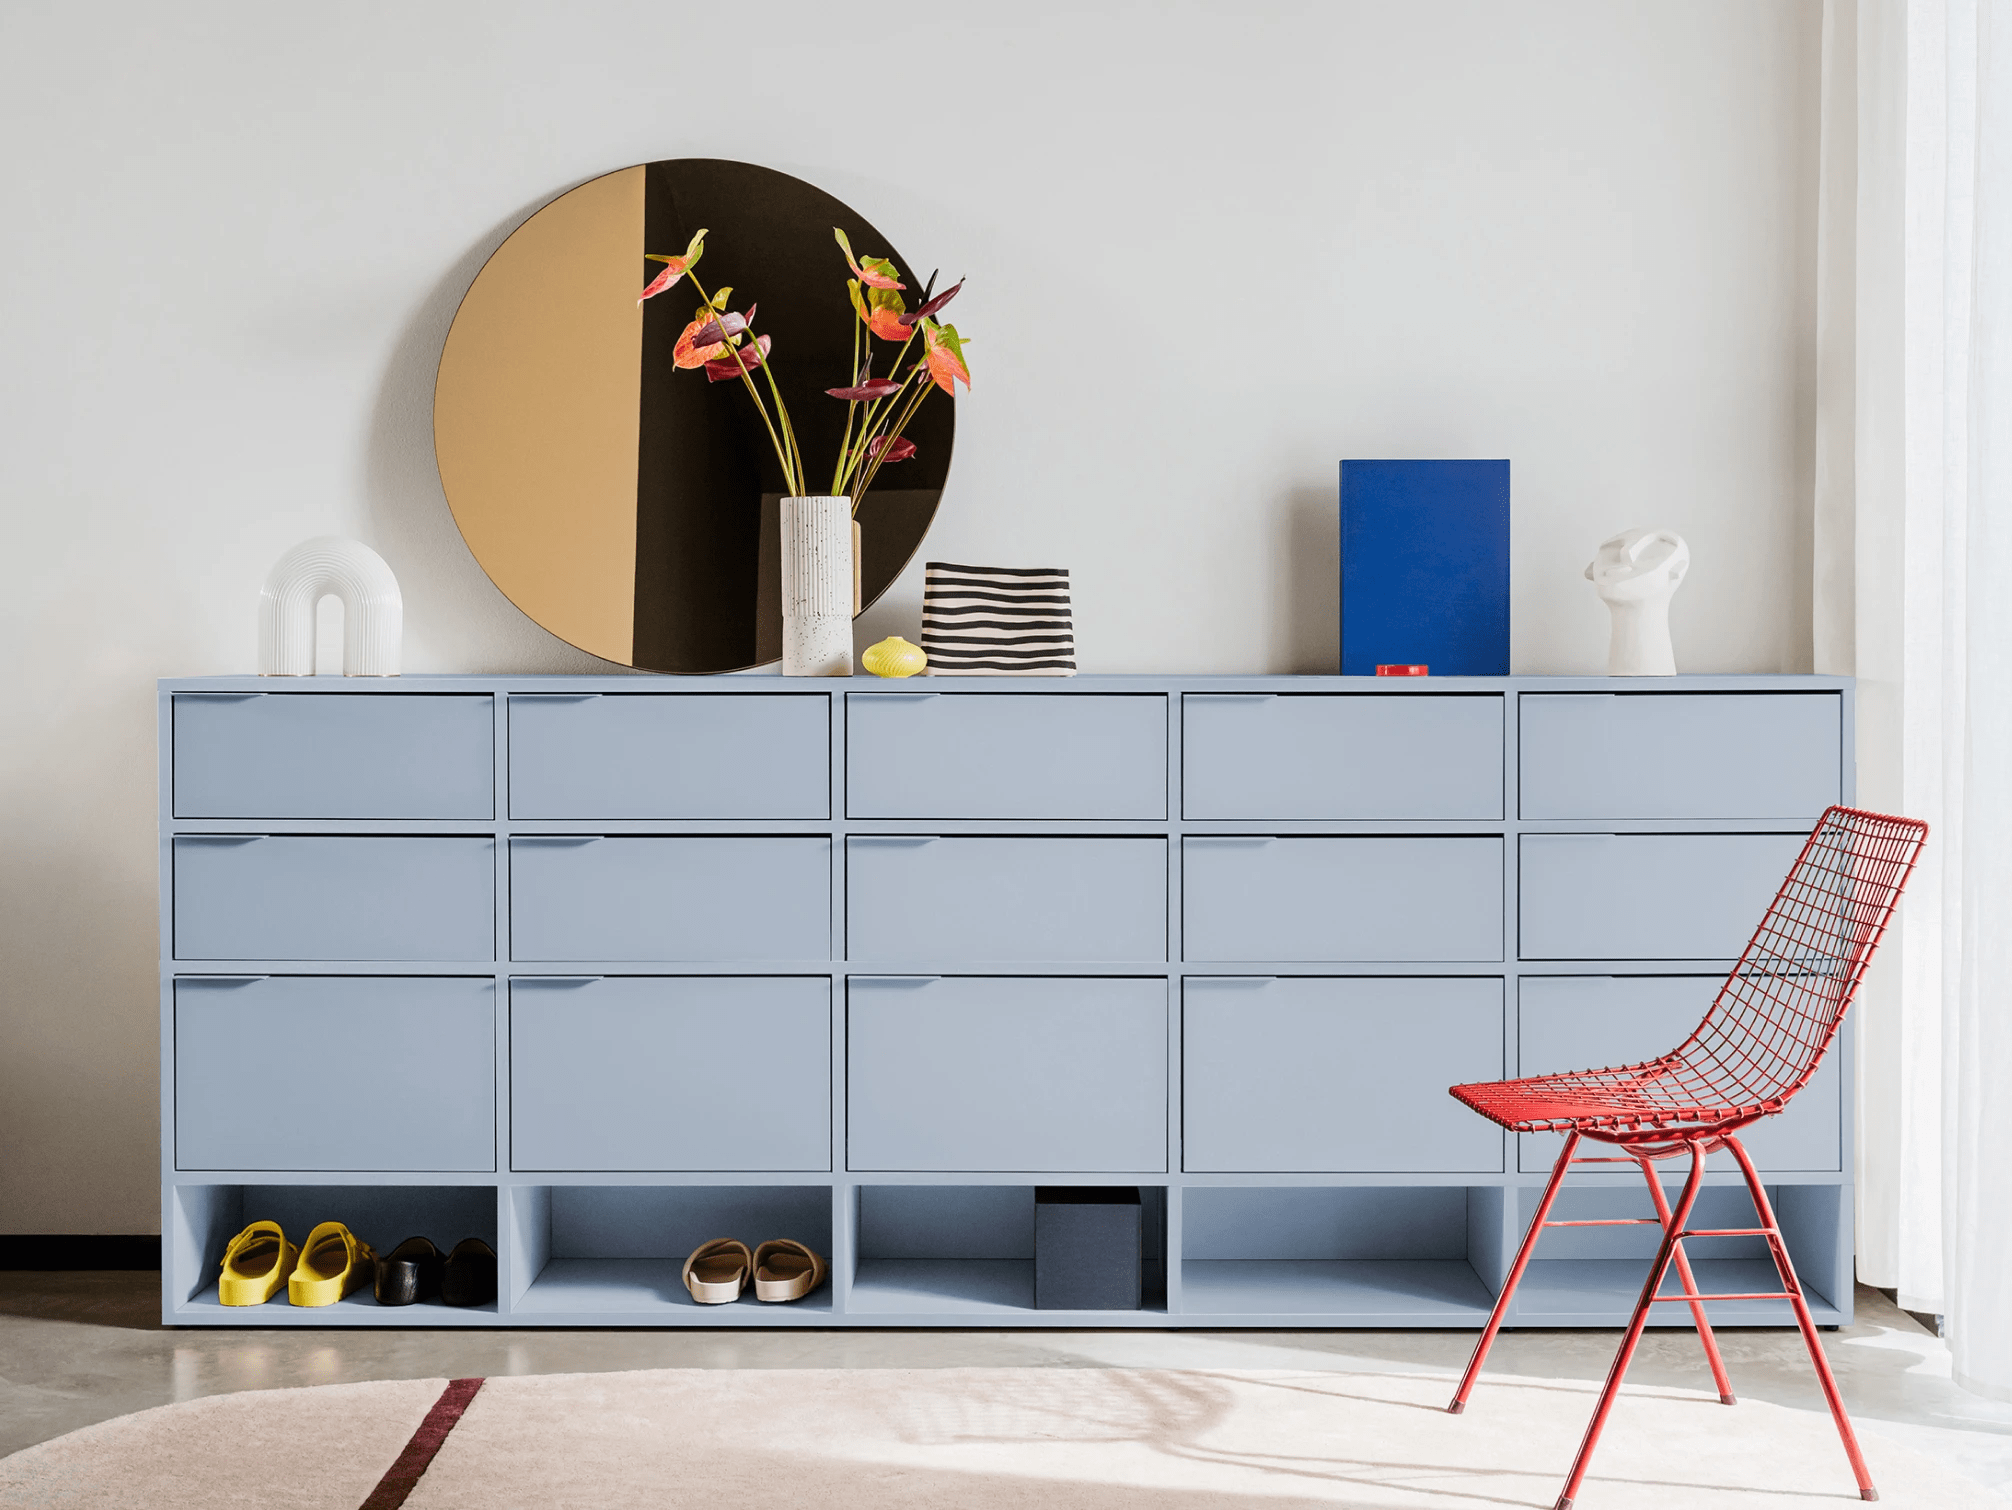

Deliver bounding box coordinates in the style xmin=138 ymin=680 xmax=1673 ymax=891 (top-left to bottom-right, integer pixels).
xmin=1454 ymin=805 xmax=1926 ymax=1144
xmin=1444 ymin=804 xmax=1929 ymax=1510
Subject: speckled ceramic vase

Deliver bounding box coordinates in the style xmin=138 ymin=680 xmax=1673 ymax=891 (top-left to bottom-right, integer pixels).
xmin=780 ymin=496 xmax=853 ymax=677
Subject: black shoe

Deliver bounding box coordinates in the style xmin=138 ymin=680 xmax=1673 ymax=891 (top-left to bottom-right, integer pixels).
xmin=374 ymin=1236 xmax=444 ymax=1306
xmin=442 ymin=1238 xmax=496 ymax=1307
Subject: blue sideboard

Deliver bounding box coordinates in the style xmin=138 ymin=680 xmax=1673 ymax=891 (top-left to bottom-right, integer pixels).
xmin=157 ymin=673 xmax=1855 ymax=1327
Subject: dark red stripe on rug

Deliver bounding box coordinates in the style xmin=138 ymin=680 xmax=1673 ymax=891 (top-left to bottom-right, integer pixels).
xmin=359 ymin=1377 xmax=484 ymax=1510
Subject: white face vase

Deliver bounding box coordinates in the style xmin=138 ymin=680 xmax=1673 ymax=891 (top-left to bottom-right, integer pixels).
xmin=1584 ymin=527 xmax=1689 ymax=675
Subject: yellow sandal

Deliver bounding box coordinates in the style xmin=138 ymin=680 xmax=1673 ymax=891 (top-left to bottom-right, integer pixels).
xmin=288 ymin=1221 xmax=376 ymax=1306
xmin=218 ymin=1220 xmax=297 ymax=1306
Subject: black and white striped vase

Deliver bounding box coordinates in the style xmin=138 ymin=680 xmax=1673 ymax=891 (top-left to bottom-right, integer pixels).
xmin=920 ymin=563 xmax=1076 ymax=675
xmin=780 ymin=496 xmax=853 ymax=677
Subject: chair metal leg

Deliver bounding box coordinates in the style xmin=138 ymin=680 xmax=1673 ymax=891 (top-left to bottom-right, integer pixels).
xmin=1448 ymin=1130 xmax=1580 ymax=1413
xmin=1553 ymin=1138 xmax=1709 ymax=1510
xmin=1637 ymin=1155 xmax=1736 ymax=1405
xmin=1724 ymin=1136 xmax=1878 ymax=1502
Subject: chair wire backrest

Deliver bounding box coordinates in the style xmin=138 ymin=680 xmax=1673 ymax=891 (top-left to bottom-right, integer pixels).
xmin=1669 ymin=806 xmax=1928 ymax=1112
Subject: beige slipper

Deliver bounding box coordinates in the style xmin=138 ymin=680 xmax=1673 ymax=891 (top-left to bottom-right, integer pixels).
xmin=752 ymin=1239 xmax=827 ymax=1302
xmin=682 ymin=1238 xmax=751 ymax=1304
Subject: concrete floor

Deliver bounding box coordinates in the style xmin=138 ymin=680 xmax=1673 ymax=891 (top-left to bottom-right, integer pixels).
xmin=3 ymin=1275 xmax=2009 ymax=1500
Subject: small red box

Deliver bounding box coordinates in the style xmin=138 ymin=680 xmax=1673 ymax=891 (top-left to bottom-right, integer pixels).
xmin=1375 ymin=664 xmax=1430 ymax=677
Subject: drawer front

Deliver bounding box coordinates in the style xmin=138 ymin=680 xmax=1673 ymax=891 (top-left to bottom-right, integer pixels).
xmin=847 ymin=976 xmax=1166 ymax=1171
xmin=1519 ymin=833 xmax=1807 ymax=960
xmin=1183 ymin=694 xmax=1503 ymax=819
xmin=510 ymin=977 xmax=830 ymax=1170
xmin=509 ymin=837 xmax=829 ymax=961
xmin=173 ymin=693 xmax=494 ymax=820
xmin=1517 ymin=976 xmax=1840 ymax=1171
xmin=846 ymin=694 xmax=1166 ymax=818
xmin=1183 ymin=837 xmax=1502 ymax=962
xmin=173 ymin=836 xmax=495 ymax=961
xmin=1520 ymin=693 xmax=1841 ymax=820
xmin=846 ymin=837 xmax=1166 ymax=962
xmin=174 ymin=976 xmax=495 ymax=1170
xmin=508 ymin=693 xmax=828 ymax=820
xmin=1183 ymin=977 xmax=1505 ymax=1172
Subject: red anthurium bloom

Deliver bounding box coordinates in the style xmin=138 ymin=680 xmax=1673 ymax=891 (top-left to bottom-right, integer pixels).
xmin=900 ymin=278 xmax=964 ymax=327
xmin=673 ymin=318 xmax=727 ymax=369
xmin=868 ymin=435 xmax=917 ymax=463
xmin=833 ymin=226 xmax=904 ymax=290
xmin=638 ymin=228 xmax=708 ymax=304
xmin=922 ymin=321 xmax=972 ymax=395
xmin=703 ymin=333 xmax=771 ymax=382
xmin=827 ymin=379 xmax=903 ymax=401
xmin=639 ymin=262 xmax=685 ymax=304
xmin=866 ymin=306 xmax=909 ymax=342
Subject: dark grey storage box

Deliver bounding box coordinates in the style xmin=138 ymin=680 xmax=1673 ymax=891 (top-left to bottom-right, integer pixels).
xmin=1035 ymin=1186 xmax=1142 ymax=1310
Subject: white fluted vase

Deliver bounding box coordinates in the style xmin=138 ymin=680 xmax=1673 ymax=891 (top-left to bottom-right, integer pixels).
xmin=780 ymin=496 xmax=853 ymax=677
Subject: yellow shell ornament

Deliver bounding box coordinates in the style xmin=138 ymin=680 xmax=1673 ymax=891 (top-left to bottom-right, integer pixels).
xmin=862 ymin=636 xmax=927 ymax=678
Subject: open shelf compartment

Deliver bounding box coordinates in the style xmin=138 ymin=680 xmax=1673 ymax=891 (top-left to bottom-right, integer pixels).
xmin=1179 ymin=1185 xmax=1504 ymax=1323
xmin=169 ymin=1182 xmax=500 ymax=1323
xmin=509 ymin=1185 xmax=834 ymax=1320
xmin=849 ymin=1185 xmax=1167 ymax=1317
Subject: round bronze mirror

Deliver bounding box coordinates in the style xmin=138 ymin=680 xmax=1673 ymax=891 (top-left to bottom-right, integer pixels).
xmin=434 ymin=159 xmax=952 ymax=672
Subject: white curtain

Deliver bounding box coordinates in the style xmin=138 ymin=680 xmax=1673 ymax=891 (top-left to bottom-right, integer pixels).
xmin=1818 ymin=0 xmax=2012 ymax=1401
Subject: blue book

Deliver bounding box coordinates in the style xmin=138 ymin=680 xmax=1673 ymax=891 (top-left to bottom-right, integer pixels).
xmin=1340 ymin=460 xmax=1509 ymax=675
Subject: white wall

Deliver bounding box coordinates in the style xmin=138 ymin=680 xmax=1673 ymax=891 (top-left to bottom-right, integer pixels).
xmin=0 ymin=0 xmax=1819 ymax=1231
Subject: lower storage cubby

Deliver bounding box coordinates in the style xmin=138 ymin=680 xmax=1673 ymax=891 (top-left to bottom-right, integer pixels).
xmin=1506 ymin=1181 xmax=1846 ymax=1326
xmin=1179 ymin=1186 xmax=1502 ymax=1323
xmin=849 ymin=1185 xmax=1168 ymax=1316
xmin=169 ymin=1182 xmax=500 ymax=1322
xmin=508 ymin=1185 xmax=834 ymax=1320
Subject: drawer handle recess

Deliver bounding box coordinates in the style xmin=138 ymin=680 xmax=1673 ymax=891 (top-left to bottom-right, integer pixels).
xmin=850 ymin=836 xmax=938 ymax=847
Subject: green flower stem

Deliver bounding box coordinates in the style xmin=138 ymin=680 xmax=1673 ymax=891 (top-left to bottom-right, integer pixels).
xmin=832 ymin=318 xmax=863 ymax=495
xmin=839 ymin=327 xmax=927 ymax=495
xmin=686 ymin=270 xmax=800 ymax=495
xmin=851 ymin=380 xmax=936 ymax=506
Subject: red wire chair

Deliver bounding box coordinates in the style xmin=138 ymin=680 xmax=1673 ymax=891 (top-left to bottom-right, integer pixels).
xmin=1447 ymin=805 xmax=1927 ymax=1510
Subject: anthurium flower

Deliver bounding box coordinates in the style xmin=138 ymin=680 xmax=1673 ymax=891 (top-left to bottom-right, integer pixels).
xmin=827 ymin=379 xmax=903 ymax=401
xmin=703 ymin=333 xmax=771 ymax=382
xmin=686 ymin=304 xmax=756 ymax=348
xmin=638 ymin=228 xmax=707 ymax=303
xmin=922 ymin=321 xmax=972 ymax=394
xmin=900 ymin=278 xmax=964 ymax=327
xmin=833 ymin=227 xmax=904 ymax=290
xmin=868 ymin=434 xmax=917 ymax=463
xmin=673 ymin=318 xmax=727 ymax=369
xmin=866 ymin=306 xmax=909 ymax=341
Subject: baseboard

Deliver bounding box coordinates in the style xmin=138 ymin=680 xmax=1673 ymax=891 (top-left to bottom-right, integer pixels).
xmin=0 ymin=1235 xmax=162 ymax=1270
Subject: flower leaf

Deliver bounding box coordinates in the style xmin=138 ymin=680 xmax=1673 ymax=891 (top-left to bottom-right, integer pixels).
xmin=868 ymin=434 xmax=917 ymax=463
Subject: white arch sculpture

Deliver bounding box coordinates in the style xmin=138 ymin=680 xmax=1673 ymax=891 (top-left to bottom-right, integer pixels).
xmin=258 ymin=536 xmax=403 ymax=677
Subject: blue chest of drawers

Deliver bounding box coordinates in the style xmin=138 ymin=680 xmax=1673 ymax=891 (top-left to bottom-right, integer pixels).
xmin=158 ymin=673 xmax=1855 ymax=1327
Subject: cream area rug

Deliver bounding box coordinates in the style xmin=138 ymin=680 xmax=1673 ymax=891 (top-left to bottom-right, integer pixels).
xmin=0 ymin=1366 xmax=1996 ymax=1510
